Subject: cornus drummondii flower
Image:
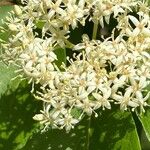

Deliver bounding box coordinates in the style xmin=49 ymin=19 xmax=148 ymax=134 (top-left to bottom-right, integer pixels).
xmin=0 ymin=0 xmax=150 ymax=131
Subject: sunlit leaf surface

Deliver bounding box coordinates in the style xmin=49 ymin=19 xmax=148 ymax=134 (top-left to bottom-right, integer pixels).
xmin=0 ymin=63 xmax=17 ymax=98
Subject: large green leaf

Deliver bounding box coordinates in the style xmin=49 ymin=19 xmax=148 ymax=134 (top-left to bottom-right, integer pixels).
xmin=89 ymin=107 xmax=141 ymax=150
xmin=138 ymin=109 xmax=150 ymax=142
xmin=0 ymin=5 xmax=20 ymax=96
xmin=0 ymin=63 xmax=18 ymax=98
xmin=0 ymin=5 xmax=13 ymax=41
xmin=0 ymin=5 xmax=13 ymax=26
xmin=21 ymin=117 xmax=89 ymax=150
xmin=22 ymin=106 xmax=141 ymax=150
xmin=138 ymin=84 xmax=150 ymax=143
xmin=0 ymin=82 xmax=42 ymax=150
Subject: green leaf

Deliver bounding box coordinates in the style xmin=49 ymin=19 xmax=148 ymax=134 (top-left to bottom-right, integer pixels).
xmin=54 ymin=48 xmax=66 ymax=68
xmin=0 ymin=62 xmax=18 ymax=97
xmin=0 ymin=5 xmax=13 ymax=26
xmin=0 ymin=28 xmax=11 ymax=41
xmin=21 ymin=117 xmax=89 ymax=150
xmin=0 ymin=82 xmax=42 ymax=150
xmin=148 ymin=0 xmax=150 ymax=5
xmin=137 ymin=84 xmax=150 ymax=142
xmin=89 ymin=107 xmax=141 ymax=150
xmin=0 ymin=5 xmax=20 ymax=94
xmin=138 ymin=109 xmax=150 ymax=142
xmin=0 ymin=5 xmax=13 ymax=41
xmin=36 ymin=20 xmax=45 ymax=29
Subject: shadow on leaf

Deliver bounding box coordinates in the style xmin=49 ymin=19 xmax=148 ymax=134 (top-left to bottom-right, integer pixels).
xmin=0 ymin=82 xmax=42 ymax=150
xmin=89 ymin=107 xmax=140 ymax=150
xmin=23 ymin=106 xmax=140 ymax=150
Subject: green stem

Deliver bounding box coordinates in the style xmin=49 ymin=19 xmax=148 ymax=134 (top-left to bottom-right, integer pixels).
xmin=86 ymin=117 xmax=91 ymax=150
xmin=92 ymin=20 xmax=98 ymax=40
xmin=65 ymin=40 xmax=75 ymax=49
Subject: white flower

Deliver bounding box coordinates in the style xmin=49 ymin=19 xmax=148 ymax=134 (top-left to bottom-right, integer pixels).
xmin=47 ymin=0 xmax=64 ymax=19
xmin=61 ymin=1 xmax=86 ymax=29
xmin=112 ymin=75 xmax=127 ymax=94
xmin=113 ymin=87 xmax=139 ymax=111
xmin=135 ymin=91 xmax=150 ymax=113
xmin=126 ymin=14 xmax=150 ymax=37
xmin=76 ymin=98 xmax=95 ymax=116
xmin=56 ymin=112 xmax=79 ymax=131
xmin=92 ymin=86 xmax=111 ymax=110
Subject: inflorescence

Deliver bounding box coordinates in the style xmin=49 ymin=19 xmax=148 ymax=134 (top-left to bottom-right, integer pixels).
xmin=0 ymin=0 xmax=150 ymax=131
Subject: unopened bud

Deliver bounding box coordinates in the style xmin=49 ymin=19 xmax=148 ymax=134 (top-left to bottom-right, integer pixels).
xmin=8 ymin=24 xmax=18 ymax=31
xmin=33 ymin=114 xmax=44 ymax=121
xmin=14 ymin=5 xmax=22 ymax=16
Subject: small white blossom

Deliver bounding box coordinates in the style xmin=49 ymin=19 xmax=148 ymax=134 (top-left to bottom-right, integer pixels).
xmin=56 ymin=112 xmax=79 ymax=131
xmin=126 ymin=14 xmax=150 ymax=37
xmin=92 ymin=87 xmax=111 ymax=110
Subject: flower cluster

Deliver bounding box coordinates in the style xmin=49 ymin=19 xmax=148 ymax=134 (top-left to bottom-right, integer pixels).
xmin=1 ymin=0 xmax=150 ymax=131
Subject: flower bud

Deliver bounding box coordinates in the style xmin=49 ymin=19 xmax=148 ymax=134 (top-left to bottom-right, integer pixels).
xmin=33 ymin=114 xmax=44 ymax=121
xmin=8 ymin=24 xmax=18 ymax=31
xmin=14 ymin=5 xmax=22 ymax=16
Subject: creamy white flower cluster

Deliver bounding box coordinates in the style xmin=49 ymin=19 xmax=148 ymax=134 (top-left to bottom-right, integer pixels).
xmin=1 ymin=0 xmax=150 ymax=131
